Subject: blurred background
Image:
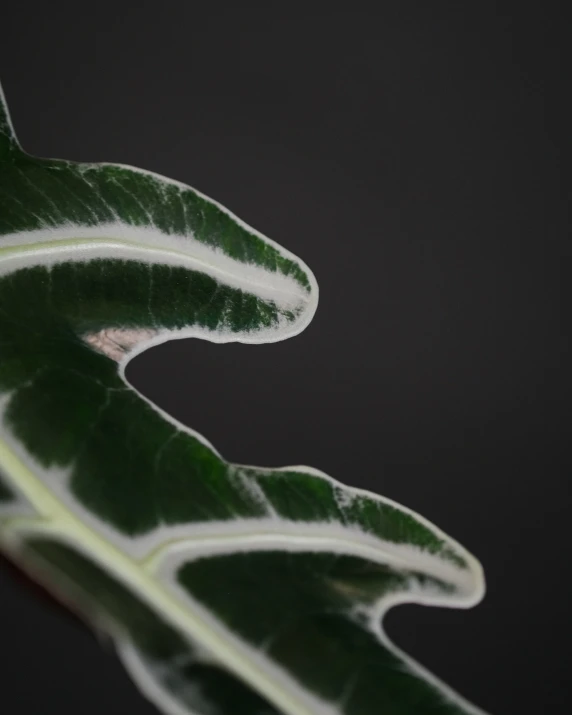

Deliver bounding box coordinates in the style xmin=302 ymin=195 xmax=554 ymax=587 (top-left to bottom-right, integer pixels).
xmin=0 ymin=4 xmax=568 ymax=714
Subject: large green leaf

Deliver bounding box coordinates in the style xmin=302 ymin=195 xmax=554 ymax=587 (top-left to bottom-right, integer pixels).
xmin=0 ymin=80 xmax=489 ymax=715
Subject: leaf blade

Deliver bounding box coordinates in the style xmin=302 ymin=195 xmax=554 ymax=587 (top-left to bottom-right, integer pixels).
xmin=0 ymin=79 xmax=489 ymax=715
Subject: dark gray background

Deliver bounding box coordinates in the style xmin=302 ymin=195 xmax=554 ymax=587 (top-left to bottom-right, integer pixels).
xmin=0 ymin=4 xmax=568 ymax=715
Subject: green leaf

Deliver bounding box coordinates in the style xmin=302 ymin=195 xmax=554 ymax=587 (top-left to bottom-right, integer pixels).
xmin=0 ymin=79 xmax=489 ymax=715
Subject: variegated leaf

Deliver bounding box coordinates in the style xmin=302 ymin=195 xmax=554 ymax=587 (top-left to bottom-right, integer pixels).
xmin=0 ymin=80 xmax=489 ymax=715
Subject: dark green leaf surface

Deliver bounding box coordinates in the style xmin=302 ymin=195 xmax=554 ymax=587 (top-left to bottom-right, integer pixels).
xmin=0 ymin=80 xmax=488 ymax=715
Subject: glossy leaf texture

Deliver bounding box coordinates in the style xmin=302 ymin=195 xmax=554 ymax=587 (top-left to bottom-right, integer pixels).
xmin=0 ymin=80 xmax=489 ymax=715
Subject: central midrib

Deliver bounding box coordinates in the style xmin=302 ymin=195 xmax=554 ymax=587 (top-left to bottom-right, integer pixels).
xmin=0 ymin=433 xmax=322 ymax=715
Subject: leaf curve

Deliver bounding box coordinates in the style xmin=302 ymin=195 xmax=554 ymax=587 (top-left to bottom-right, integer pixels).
xmin=0 ymin=80 xmax=490 ymax=715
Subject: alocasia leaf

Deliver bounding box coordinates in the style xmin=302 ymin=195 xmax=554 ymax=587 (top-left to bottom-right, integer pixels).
xmin=0 ymin=79 xmax=490 ymax=715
